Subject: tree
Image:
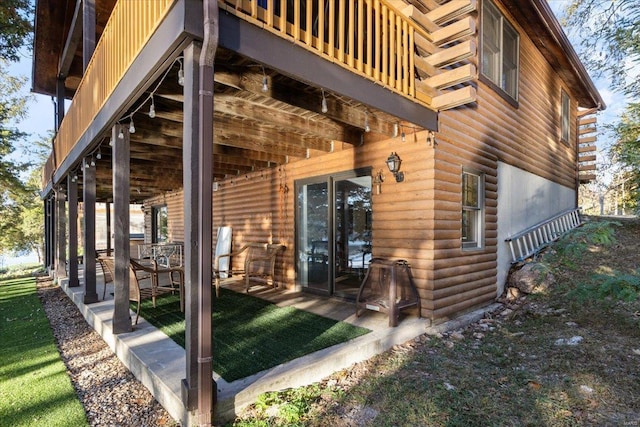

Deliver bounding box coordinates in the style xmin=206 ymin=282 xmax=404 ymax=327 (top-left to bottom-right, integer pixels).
xmin=564 ymin=1 xmax=640 ymax=212
xmin=565 ymin=0 xmax=640 ymax=98
xmin=0 ymin=0 xmax=33 ymax=62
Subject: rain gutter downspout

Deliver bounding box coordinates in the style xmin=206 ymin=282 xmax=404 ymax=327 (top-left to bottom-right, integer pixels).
xmin=197 ymin=0 xmax=217 ymax=425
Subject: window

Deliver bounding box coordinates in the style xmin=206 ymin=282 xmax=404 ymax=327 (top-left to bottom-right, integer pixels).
xmin=152 ymin=205 xmax=168 ymax=243
xmin=481 ymin=0 xmax=519 ymax=101
xmin=561 ymin=90 xmax=570 ymax=143
xmin=462 ymin=170 xmax=484 ymax=249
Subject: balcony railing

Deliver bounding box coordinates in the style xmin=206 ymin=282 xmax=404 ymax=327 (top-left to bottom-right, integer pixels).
xmin=43 ymin=0 xmax=175 ymax=188
xmin=43 ymin=0 xmax=477 ymax=189
xmin=220 ymin=0 xmax=477 ymax=110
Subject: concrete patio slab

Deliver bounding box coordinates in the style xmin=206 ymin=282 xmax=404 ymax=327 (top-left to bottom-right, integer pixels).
xmin=58 ymin=270 xmax=498 ymax=426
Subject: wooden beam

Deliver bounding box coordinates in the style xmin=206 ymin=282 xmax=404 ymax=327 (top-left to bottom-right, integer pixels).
xmin=402 ymin=5 xmax=440 ymax=33
xmin=422 ymin=63 xmax=476 ymax=90
xmin=579 ymin=163 xmax=597 ymax=172
xmin=432 ymin=16 xmax=475 ymax=46
xmin=578 ymin=116 xmax=597 ymax=126
xmin=579 ymin=174 xmax=597 ymax=183
xmin=58 ymin=0 xmax=82 ymax=78
xmin=579 ymin=144 xmax=596 ymax=153
xmin=430 ymin=85 xmax=476 ymax=110
xmin=424 ymin=39 xmax=476 ymax=68
xmin=579 ymin=126 xmax=597 ymax=135
xmin=579 ymin=135 xmax=597 ymax=144
xmin=426 ymin=0 xmax=476 ymax=26
xmin=579 ymin=155 xmax=597 ymax=162
xmin=82 ymin=156 xmax=98 ymax=304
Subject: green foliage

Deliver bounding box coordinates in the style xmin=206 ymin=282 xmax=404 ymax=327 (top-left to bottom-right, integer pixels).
xmin=234 ymin=385 xmax=330 ymax=426
xmin=0 ymin=0 xmax=33 ymax=62
xmin=565 ymin=0 xmax=640 ymax=98
xmin=570 ymin=271 xmax=640 ymax=303
xmin=545 ymin=220 xmax=619 ymax=268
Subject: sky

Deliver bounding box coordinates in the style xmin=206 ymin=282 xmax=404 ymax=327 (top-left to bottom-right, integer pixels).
xmin=5 ymin=2 xmax=630 ymax=173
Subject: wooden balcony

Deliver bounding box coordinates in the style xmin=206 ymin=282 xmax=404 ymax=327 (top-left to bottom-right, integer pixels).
xmin=43 ymin=0 xmax=478 ymax=191
xmin=221 ymin=0 xmax=477 ymax=110
xmin=42 ymin=0 xmax=176 ymax=188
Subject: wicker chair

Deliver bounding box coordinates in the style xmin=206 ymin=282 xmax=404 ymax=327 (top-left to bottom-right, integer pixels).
xmin=213 ymin=243 xmax=285 ymax=294
xmin=96 ymin=255 xmax=114 ymax=300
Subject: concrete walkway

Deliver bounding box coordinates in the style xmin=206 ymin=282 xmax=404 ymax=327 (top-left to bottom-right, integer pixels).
xmin=59 ymin=272 xmax=498 ymax=426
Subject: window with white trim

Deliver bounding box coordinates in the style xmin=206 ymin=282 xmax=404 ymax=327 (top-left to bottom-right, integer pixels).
xmin=482 ymin=0 xmax=519 ymax=101
xmin=561 ymin=90 xmax=570 ymax=143
xmin=462 ymin=170 xmax=484 ymax=249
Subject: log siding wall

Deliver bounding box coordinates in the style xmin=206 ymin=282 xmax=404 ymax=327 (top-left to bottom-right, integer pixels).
xmin=142 ymin=0 xmax=583 ymax=321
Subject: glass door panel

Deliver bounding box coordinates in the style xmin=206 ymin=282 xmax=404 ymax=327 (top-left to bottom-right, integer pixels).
xmin=334 ymin=176 xmax=372 ymax=298
xmin=296 ymin=171 xmax=372 ymax=299
xmin=297 ymin=181 xmax=330 ymax=294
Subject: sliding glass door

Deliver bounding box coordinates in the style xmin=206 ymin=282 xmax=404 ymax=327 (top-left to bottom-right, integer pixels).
xmin=296 ymin=170 xmax=372 ymax=299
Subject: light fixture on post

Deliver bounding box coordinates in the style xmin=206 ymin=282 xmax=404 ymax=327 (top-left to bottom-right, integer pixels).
xmin=364 ymin=112 xmax=371 ymax=132
xmin=117 ymin=126 xmax=124 ymax=140
xmin=386 ymin=152 xmax=404 ymax=182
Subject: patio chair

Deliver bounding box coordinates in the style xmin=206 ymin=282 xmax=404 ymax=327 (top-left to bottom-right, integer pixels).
xmin=130 ymin=258 xmax=184 ymax=312
xmin=213 ymin=243 xmax=285 ymax=294
xmin=96 ymin=255 xmax=114 ymax=300
xmin=99 ymin=256 xmax=153 ymax=325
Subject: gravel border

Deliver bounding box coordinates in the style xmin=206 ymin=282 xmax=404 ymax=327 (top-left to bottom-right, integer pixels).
xmin=36 ymin=278 xmax=179 ymax=426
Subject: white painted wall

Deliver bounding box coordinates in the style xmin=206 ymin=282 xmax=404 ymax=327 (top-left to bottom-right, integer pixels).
xmin=496 ymin=162 xmax=576 ymax=296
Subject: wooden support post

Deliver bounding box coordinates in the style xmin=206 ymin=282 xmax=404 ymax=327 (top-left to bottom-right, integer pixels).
xmin=44 ymin=198 xmax=51 ymax=272
xmin=55 ymin=187 xmax=67 ymax=280
xmin=83 ymin=157 xmax=98 ymax=303
xmin=112 ymin=124 xmax=132 ymax=334
xmin=68 ymin=176 xmax=79 ymax=287
xmin=106 ymin=202 xmax=112 ymax=256
xmin=181 ymin=42 xmax=201 ymax=412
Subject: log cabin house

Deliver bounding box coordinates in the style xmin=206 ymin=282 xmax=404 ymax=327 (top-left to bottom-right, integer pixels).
xmin=35 ymin=0 xmax=604 ymax=424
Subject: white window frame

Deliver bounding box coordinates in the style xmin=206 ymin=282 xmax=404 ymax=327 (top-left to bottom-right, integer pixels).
xmin=481 ymin=0 xmax=520 ymax=102
xmin=462 ymin=170 xmax=484 ymax=250
xmin=561 ymin=90 xmax=570 ymax=143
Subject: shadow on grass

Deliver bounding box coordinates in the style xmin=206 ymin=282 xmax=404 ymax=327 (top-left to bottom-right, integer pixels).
xmin=137 ymin=289 xmax=371 ymax=382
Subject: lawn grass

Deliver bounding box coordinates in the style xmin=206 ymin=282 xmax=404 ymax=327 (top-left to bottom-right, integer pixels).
xmin=0 ymin=277 xmax=87 ymax=427
xmin=231 ymin=217 xmax=640 ymax=426
xmin=137 ymin=289 xmax=371 ymax=382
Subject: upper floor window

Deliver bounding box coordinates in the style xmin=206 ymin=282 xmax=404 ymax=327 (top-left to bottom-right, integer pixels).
xmin=561 ymin=90 xmax=570 ymax=143
xmin=481 ymin=0 xmax=519 ymax=102
xmin=462 ymin=170 xmax=484 ymax=250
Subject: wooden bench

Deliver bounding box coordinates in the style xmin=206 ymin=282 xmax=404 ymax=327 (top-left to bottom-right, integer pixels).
xmin=213 ymin=243 xmax=285 ymax=295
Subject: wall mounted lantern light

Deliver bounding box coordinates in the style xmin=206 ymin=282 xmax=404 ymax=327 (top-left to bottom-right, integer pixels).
xmin=386 ymin=152 xmax=404 ymax=182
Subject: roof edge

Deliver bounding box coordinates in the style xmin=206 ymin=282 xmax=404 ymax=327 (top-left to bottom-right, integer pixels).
xmin=531 ymin=0 xmax=605 ymax=110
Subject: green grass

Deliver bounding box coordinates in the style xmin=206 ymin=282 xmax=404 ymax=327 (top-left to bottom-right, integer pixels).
xmin=136 ymin=289 xmax=370 ymax=382
xmin=231 ymin=217 xmax=640 ymax=426
xmin=0 ymin=277 xmax=87 ymax=427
